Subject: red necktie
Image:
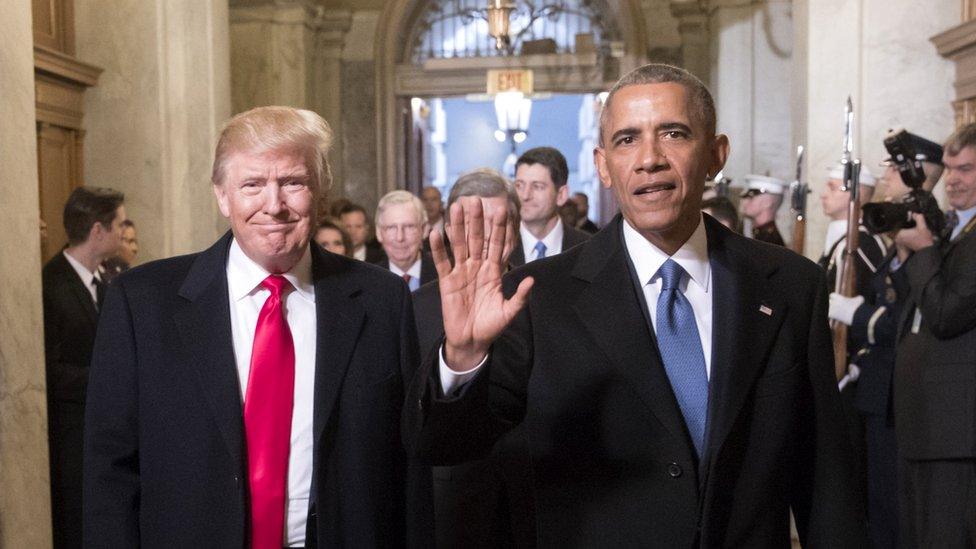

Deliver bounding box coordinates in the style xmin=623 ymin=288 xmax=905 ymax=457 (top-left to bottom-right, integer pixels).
xmin=402 ymin=273 xmax=412 ymax=285
xmin=244 ymin=275 xmax=295 ymax=549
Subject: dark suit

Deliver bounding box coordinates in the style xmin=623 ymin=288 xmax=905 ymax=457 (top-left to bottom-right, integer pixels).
xmin=508 ymin=222 xmax=590 ymax=267
xmin=576 ymin=218 xmax=599 ymax=234
xmin=413 ymin=279 xmax=534 ymax=548
xmin=378 ymin=251 xmax=438 ymax=289
xmin=364 ymin=239 xmax=387 ymax=264
xmin=895 ymin=225 xmax=976 ymax=546
xmin=406 ymin=215 xmax=866 ymax=546
xmin=43 ymin=252 xmax=101 ymax=549
xmin=84 ymin=232 xmax=429 ymax=548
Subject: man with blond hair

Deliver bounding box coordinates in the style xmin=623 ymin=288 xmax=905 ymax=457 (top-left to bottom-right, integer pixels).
xmin=375 ymin=190 xmax=437 ymax=292
xmin=84 ymin=106 xmax=428 ymax=548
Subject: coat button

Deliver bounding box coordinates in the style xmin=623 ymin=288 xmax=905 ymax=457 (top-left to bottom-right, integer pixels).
xmin=667 ymin=462 xmax=682 ymax=478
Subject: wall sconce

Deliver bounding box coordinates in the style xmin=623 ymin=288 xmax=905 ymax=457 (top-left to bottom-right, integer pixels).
xmin=487 ymin=0 xmax=517 ymax=52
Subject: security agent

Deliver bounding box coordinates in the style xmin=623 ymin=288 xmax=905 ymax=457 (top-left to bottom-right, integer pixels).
xmin=827 ymin=130 xmax=944 ymax=549
xmin=739 ymin=174 xmax=787 ymax=246
xmin=892 ymin=122 xmax=976 ymax=546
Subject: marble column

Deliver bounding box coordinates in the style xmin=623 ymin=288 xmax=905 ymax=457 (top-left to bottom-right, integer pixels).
xmin=793 ymin=0 xmax=957 ymax=257
xmin=76 ymin=0 xmax=232 ymax=262
xmin=310 ymin=10 xmax=353 ymax=201
xmin=670 ymin=0 xmax=712 ymax=86
xmin=0 ymin=0 xmax=53 ymax=545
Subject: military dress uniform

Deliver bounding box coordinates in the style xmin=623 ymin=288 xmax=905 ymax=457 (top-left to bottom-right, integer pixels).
xmin=846 ymin=248 xmax=907 ymax=549
xmin=752 ymin=220 xmax=785 ymax=246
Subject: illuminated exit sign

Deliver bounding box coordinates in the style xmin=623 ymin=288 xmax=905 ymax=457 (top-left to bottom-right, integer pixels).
xmin=487 ymin=69 xmax=534 ymax=94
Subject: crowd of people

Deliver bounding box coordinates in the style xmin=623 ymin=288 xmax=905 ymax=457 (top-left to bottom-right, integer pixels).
xmin=38 ymin=62 xmax=976 ymax=548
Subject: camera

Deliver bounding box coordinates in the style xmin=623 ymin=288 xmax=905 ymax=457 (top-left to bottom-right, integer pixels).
xmin=862 ymin=129 xmax=945 ymax=235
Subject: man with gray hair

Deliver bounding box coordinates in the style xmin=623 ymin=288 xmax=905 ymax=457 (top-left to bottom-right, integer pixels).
xmin=407 ymin=64 xmax=866 ymax=546
xmin=375 ymin=189 xmax=437 ymax=292
xmin=84 ymin=106 xmax=428 ymax=547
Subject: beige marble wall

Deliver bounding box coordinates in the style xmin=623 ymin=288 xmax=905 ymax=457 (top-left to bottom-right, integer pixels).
xmin=76 ymin=0 xmax=231 ymax=263
xmin=230 ymin=1 xmax=352 ymax=204
xmin=794 ymin=0 xmax=957 ymax=258
xmin=0 ymin=0 xmax=53 ymax=545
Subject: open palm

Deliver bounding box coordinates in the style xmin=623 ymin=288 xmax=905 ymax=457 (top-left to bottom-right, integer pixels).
xmin=432 ymin=197 xmax=534 ymax=371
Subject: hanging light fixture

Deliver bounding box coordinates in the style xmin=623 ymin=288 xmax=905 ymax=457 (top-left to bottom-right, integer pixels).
xmin=486 ymin=0 xmax=517 ymax=52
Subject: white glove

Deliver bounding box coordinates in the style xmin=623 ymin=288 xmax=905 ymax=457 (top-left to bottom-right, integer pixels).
xmin=828 ymin=293 xmax=864 ymax=326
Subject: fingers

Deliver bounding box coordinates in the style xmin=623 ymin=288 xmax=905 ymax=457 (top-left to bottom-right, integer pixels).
xmin=430 ymin=229 xmax=452 ymax=279
xmin=465 ymin=196 xmax=485 ymax=265
xmin=448 ymin=201 xmax=468 ymax=265
xmin=486 ymin=204 xmax=509 ymax=266
xmin=502 ymin=276 xmax=535 ymax=320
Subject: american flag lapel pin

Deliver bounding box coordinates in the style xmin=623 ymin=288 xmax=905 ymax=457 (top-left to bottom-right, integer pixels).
xmin=759 ymin=304 xmax=773 ymax=316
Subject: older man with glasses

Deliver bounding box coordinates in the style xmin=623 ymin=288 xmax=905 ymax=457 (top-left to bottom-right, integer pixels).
xmin=375 ymin=190 xmax=438 ymax=292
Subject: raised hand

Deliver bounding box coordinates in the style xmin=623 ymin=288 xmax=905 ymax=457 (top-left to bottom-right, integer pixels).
xmin=431 ymin=196 xmax=534 ymax=371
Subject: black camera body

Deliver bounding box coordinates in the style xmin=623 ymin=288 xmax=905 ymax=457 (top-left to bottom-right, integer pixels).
xmin=863 ymin=129 xmax=945 ymax=235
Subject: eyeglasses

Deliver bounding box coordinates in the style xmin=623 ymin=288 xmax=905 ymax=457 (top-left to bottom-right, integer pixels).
xmin=379 ymin=223 xmax=422 ymax=237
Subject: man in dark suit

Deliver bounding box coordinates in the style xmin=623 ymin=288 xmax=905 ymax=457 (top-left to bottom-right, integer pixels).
xmin=894 ymin=122 xmax=976 ymax=546
xmin=338 ymin=202 xmax=387 ymax=264
xmin=84 ymin=106 xmax=427 ymax=548
xmin=374 ymin=189 xmax=437 ymax=292
xmin=43 ymin=185 xmax=126 ymax=549
xmin=413 ymin=168 xmax=535 ymax=548
xmin=509 ymin=146 xmax=590 ymax=266
xmin=405 ymin=64 xmax=866 ymax=546
xmin=571 ymin=192 xmax=599 ymax=234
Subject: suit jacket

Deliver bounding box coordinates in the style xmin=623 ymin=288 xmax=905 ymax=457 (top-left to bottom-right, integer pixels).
xmin=43 ymin=251 xmax=101 ymax=549
xmin=508 ymin=223 xmax=591 ymax=267
xmin=365 ymin=239 xmax=387 ymax=264
xmin=577 ymin=218 xmax=599 ymax=234
xmin=84 ymin=232 xmax=428 ymax=548
xmin=405 ymin=214 xmax=866 ymax=547
xmin=895 ymin=227 xmax=976 ymax=460
xmin=377 ymin=252 xmax=438 ymax=288
xmin=43 ymin=251 xmax=100 ymax=404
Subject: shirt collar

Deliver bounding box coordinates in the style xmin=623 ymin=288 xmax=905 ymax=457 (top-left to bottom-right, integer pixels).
xmin=622 ymin=214 xmax=710 ymax=292
xmin=388 ymin=256 xmax=422 ymax=279
xmin=226 ymin=239 xmax=315 ymax=303
xmin=955 ymin=205 xmax=976 ymax=225
xmin=520 ymin=217 xmax=565 ymax=253
xmin=63 ymin=249 xmax=99 ymax=286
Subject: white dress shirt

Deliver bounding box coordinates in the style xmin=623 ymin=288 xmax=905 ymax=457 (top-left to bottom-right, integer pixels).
xmin=519 ymin=218 xmax=565 ymax=262
xmin=353 ymin=245 xmax=367 ymax=261
xmin=388 ymin=256 xmax=422 ymax=292
xmin=823 ymin=220 xmax=848 ymax=256
xmin=226 ymin=240 xmax=316 ymax=547
xmin=63 ymin=250 xmax=102 ymax=306
xmin=440 ymin=215 xmax=713 ymax=394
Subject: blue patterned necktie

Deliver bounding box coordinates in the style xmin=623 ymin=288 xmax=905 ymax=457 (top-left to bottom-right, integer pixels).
xmin=654 ymin=259 xmax=709 ymax=458
xmin=533 ymin=241 xmax=547 ymax=260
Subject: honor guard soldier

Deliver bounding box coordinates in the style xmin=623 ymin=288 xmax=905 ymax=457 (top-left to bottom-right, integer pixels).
xmin=740 ymin=174 xmax=787 ymax=246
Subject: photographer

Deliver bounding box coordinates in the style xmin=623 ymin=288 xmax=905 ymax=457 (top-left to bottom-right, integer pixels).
xmin=828 ymin=130 xmax=944 ymax=549
xmin=894 ymin=123 xmax=976 ymax=546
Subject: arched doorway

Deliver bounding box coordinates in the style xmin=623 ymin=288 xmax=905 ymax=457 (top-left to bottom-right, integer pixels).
xmin=374 ymin=0 xmax=649 ymax=222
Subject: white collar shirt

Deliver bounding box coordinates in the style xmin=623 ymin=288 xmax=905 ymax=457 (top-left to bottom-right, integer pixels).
xmin=63 ymin=250 xmax=102 ymax=306
xmin=388 ymin=256 xmax=422 ymax=292
xmin=622 ymin=215 xmax=713 ymax=378
xmin=352 ymin=245 xmax=366 ymax=261
xmin=520 ymin=217 xmax=565 ymax=262
xmin=824 ymin=220 xmax=848 ymax=256
xmin=226 ymin=239 xmax=316 ymax=547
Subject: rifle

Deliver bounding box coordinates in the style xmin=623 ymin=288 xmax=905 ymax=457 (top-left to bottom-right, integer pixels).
xmin=832 ymin=97 xmax=862 ymax=382
xmin=789 ymin=146 xmax=808 ymax=255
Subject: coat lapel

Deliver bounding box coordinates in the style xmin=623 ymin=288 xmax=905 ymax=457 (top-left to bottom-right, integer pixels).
xmin=702 ymin=218 xmax=786 ymax=473
xmin=311 ymin=247 xmax=366 ymax=450
xmin=571 ymin=218 xmax=695 ymax=456
xmin=173 ymin=232 xmax=245 ymax=468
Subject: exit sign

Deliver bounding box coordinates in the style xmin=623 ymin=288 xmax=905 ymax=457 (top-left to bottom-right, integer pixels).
xmin=487 ymin=69 xmax=534 ymax=94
